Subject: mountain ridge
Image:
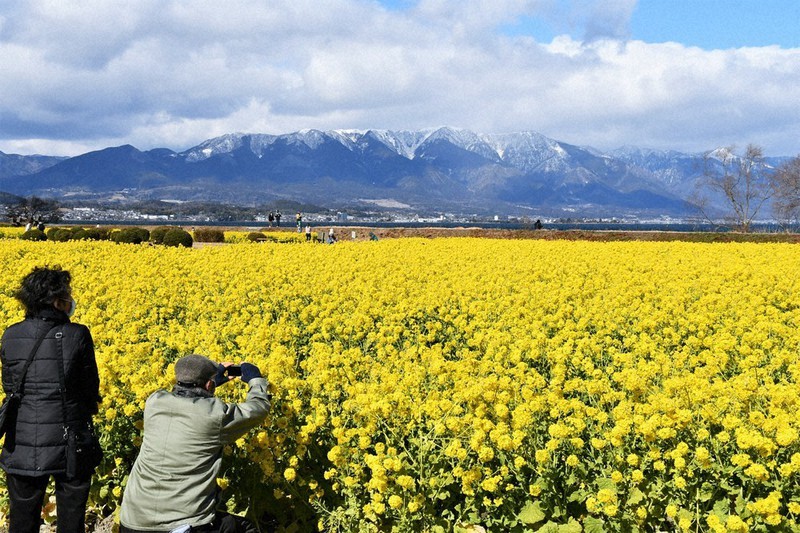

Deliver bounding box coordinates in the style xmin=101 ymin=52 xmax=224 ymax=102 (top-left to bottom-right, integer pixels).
xmin=0 ymin=128 xmax=783 ymax=217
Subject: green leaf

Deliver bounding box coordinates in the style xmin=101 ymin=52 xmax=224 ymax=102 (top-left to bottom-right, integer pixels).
xmin=537 ymin=521 xmax=560 ymax=533
xmin=558 ymin=518 xmax=582 ymax=533
xmin=698 ymin=490 xmax=714 ymax=502
xmin=712 ymin=499 xmax=730 ymax=520
xmin=627 ymin=487 xmax=645 ymax=506
xmin=568 ymin=489 xmax=587 ymax=503
xmin=698 ymin=481 xmax=715 ymax=502
xmin=518 ymin=501 xmax=546 ymax=525
xmin=735 ymin=494 xmax=747 ymax=515
xmin=677 ymin=508 xmax=694 ymax=524
xmin=583 ymin=516 xmax=606 ymax=533
xmin=595 ymin=478 xmax=617 ymax=493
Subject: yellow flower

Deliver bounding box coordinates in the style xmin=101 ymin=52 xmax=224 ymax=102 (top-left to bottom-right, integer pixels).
xmin=535 ymin=449 xmax=550 ymax=464
xmin=695 ymin=447 xmax=710 ymax=462
xmin=776 ymin=427 xmax=798 ymax=447
xmin=478 ymin=445 xmax=495 ymax=462
xmin=666 ymin=504 xmax=678 ymax=518
xmin=481 ymin=476 xmax=501 ymax=493
xmin=725 ymin=515 xmax=748 ymax=533
xmin=388 ymin=495 xmax=403 ymax=509
xmin=597 ymin=488 xmax=616 ymax=504
xmin=396 ymin=475 xmax=415 ymax=490
xmin=744 ymin=463 xmax=769 ymax=482
xmin=5 ymin=237 xmax=800 ymax=527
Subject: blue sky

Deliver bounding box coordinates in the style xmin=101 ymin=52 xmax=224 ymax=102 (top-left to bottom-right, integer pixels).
xmin=629 ymin=1 xmax=800 ymax=49
xmin=496 ymin=0 xmax=800 ymax=49
xmin=0 ymin=0 xmax=798 ymax=156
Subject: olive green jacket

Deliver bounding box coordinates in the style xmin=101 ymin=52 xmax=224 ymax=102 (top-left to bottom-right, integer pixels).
xmin=120 ymin=378 xmax=270 ymax=531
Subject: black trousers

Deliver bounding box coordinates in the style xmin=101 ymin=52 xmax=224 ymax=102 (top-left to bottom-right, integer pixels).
xmin=6 ymin=472 xmax=92 ymax=533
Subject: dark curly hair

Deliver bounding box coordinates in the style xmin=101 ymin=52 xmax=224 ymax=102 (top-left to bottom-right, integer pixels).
xmin=15 ymin=266 xmax=72 ymax=316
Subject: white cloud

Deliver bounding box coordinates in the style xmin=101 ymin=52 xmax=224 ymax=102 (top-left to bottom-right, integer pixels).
xmin=0 ymin=0 xmax=798 ymax=157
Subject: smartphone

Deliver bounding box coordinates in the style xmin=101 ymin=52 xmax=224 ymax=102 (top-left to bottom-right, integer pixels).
xmin=226 ymin=365 xmax=242 ymax=376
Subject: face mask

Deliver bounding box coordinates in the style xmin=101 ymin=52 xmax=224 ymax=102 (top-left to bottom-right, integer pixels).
xmin=67 ymin=299 xmax=76 ymax=317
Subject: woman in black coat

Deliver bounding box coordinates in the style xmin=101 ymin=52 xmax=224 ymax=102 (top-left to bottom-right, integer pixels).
xmin=1 ymin=267 xmax=101 ymax=533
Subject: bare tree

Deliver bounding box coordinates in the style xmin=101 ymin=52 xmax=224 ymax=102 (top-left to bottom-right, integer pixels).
xmin=696 ymin=144 xmax=773 ymax=232
xmin=772 ymin=155 xmax=800 ymax=230
xmin=4 ymin=196 xmax=62 ymax=226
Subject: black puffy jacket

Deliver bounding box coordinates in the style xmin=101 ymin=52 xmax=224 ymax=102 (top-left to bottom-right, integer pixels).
xmin=0 ymin=308 xmax=100 ymax=476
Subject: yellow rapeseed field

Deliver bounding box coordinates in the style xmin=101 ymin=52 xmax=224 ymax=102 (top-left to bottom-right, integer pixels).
xmin=1 ymin=236 xmax=799 ymax=532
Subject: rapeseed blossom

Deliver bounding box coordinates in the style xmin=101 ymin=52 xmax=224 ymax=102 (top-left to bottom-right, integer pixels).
xmin=0 ymin=237 xmax=798 ymax=531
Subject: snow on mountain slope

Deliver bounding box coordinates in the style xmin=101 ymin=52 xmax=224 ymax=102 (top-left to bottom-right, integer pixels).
xmin=483 ymin=131 xmax=569 ymax=172
xmin=183 ymin=133 xmax=279 ymax=162
xmin=184 ymin=128 xmax=575 ymax=171
xmin=176 ymin=128 xmax=720 ymax=196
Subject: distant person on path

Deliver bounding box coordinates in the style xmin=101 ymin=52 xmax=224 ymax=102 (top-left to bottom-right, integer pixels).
xmin=327 ymin=227 xmax=336 ymax=244
xmin=534 ymin=219 xmax=543 ymax=230
xmin=268 ymin=212 xmax=274 ymax=227
xmin=305 ymin=225 xmax=312 ymax=242
xmin=119 ymin=354 xmax=271 ymax=533
xmin=275 ymin=211 xmax=281 ymax=227
xmin=24 ymin=220 xmax=32 ymax=232
xmin=1 ymin=267 xmax=101 ymax=533
xmin=36 ymin=220 xmax=45 ymax=232
xmin=296 ymin=212 xmax=302 ymax=232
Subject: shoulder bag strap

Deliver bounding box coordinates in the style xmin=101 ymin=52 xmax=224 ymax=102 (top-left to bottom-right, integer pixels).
xmin=6 ymin=324 xmax=57 ymax=398
xmin=54 ymin=326 xmax=70 ymax=431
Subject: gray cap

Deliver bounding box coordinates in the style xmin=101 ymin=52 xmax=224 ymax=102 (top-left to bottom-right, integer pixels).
xmin=174 ymin=354 xmax=218 ymax=385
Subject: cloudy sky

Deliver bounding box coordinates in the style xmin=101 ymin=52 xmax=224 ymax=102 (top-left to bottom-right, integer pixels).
xmin=1 ymin=0 xmax=798 ymax=157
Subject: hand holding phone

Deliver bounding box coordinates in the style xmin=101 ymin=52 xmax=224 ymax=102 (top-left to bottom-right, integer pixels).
xmin=226 ymin=365 xmax=242 ymax=377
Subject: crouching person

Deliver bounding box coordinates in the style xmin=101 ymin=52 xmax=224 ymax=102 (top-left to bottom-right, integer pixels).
xmin=120 ymin=354 xmax=270 ymax=533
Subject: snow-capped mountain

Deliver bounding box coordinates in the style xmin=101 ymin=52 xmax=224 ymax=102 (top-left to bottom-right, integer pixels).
xmin=1 ymin=127 xmax=773 ymax=217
